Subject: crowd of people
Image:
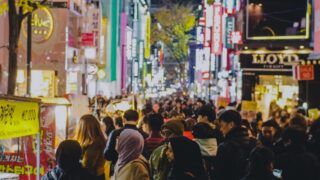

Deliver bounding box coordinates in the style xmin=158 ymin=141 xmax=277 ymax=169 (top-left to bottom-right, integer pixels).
xmin=43 ymin=94 xmax=320 ymax=180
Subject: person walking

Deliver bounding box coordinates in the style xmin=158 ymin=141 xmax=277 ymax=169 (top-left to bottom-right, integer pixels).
xmin=241 ymin=146 xmax=280 ymax=180
xmin=277 ymin=127 xmax=320 ymax=180
xmin=193 ymin=122 xmax=219 ymax=180
xmin=42 ymin=140 xmax=94 ymax=180
xmin=166 ymin=136 xmax=207 ymax=180
xmin=104 ymin=109 xmax=148 ymax=176
xmin=214 ymin=110 xmax=256 ymax=180
xmin=145 ymin=113 xmax=164 ymax=159
xmin=149 ymin=120 xmax=185 ymax=180
xmin=111 ymin=129 xmax=150 ymax=180
xmin=74 ymin=114 xmax=106 ymax=180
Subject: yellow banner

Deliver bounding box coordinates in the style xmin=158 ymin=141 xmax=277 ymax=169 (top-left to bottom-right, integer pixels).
xmin=0 ymin=100 xmax=40 ymax=139
xmin=242 ymin=101 xmax=257 ymax=111
xmin=144 ymin=14 xmax=151 ymax=59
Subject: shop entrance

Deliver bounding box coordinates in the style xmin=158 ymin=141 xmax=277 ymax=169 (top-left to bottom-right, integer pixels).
xmin=255 ymin=75 xmax=299 ymax=120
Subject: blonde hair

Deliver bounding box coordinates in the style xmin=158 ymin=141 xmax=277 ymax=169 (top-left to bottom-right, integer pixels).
xmin=74 ymin=114 xmax=106 ymax=148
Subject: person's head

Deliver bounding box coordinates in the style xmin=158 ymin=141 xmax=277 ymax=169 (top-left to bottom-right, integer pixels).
xmin=74 ymin=114 xmax=106 ymax=147
xmin=192 ymin=122 xmax=215 ymax=139
xmin=175 ymin=99 xmax=182 ymax=109
xmin=197 ymin=105 xmax=216 ymax=123
xmin=283 ymin=127 xmax=306 ymax=147
xmin=261 ymin=120 xmax=279 ymax=141
xmin=219 ymin=110 xmax=242 ymax=136
xmin=161 ymin=120 xmax=185 ymax=140
xmin=184 ymin=118 xmax=196 ymax=131
xmin=114 ymin=116 xmax=124 ymax=129
xmin=116 ymin=129 xmax=144 ymax=170
xmin=248 ymin=146 xmax=275 ymax=176
xmin=101 ymin=116 xmax=115 ymax=136
xmin=56 ymin=140 xmax=82 ymax=172
xmin=166 ymin=136 xmax=204 ymax=177
xmin=289 ymin=114 xmax=307 ymax=132
xmin=196 ymin=98 xmax=205 ymax=108
xmin=123 ymin=109 xmax=139 ymax=124
xmin=153 ymin=103 xmax=160 ymax=113
xmin=147 ymin=113 xmax=164 ymax=132
xmin=241 ymin=119 xmax=254 ymax=137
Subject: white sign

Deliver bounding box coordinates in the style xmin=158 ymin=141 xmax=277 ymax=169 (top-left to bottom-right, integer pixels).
xmin=211 ymin=3 xmax=222 ymax=55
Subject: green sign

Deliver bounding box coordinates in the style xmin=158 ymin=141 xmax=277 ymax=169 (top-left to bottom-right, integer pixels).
xmin=225 ymin=16 xmax=235 ymax=49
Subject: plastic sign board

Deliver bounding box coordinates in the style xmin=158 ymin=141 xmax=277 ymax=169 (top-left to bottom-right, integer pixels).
xmin=144 ymin=14 xmax=151 ymax=59
xmin=225 ymin=16 xmax=235 ymax=49
xmin=225 ymin=0 xmax=236 ymax=14
xmin=81 ymin=33 xmax=95 ymax=46
xmin=294 ymin=65 xmax=314 ymax=80
xmin=0 ymin=100 xmax=40 ymax=139
xmin=241 ymin=101 xmax=257 ymax=111
xmin=211 ymin=3 xmax=223 ymax=55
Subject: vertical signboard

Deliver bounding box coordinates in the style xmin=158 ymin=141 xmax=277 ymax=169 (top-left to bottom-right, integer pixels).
xmin=211 ymin=3 xmax=223 ymax=55
xmin=144 ymin=14 xmax=151 ymax=59
xmin=225 ymin=16 xmax=235 ymax=49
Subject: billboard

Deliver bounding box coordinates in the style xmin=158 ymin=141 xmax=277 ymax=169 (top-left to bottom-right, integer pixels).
xmin=246 ymin=0 xmax=310 ymax=40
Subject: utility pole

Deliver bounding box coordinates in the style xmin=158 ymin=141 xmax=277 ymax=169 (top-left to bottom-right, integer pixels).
xmin=26 ymin=13 xmax=32 ymax=96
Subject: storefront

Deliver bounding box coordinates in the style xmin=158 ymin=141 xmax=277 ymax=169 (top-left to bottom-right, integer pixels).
xmin=240 ymin=49 xmax=311 ymax=120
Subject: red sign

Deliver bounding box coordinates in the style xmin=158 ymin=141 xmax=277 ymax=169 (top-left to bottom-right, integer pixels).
xmin=202 ymin=72 xmax=211 ymax=80
xmin=0 ymin=106 xmax=56 ymax=180
xmin=81 ymin=33 xmax=95 ymax=46
xmin=211 ymin=3 xmax=223 ymax=55
xmin=294 ymin=65 xmax=314 ymax=80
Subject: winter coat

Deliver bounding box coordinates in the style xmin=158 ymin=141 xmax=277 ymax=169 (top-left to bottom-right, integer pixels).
xmin=82 ymin=142 xmax=106 ymax=177
xmin=111 ymin=155 xmax=150 ymax=180
xmin=149 ymin=143 xmax=171 ymax=180
xmin=213 ymin=127 xmax=257 ymax=180
xmin=194 ymin=138 xmax=218 ymax=157
xmin=42 ymin=164 xmax=94 ymax=180
xmin=240 ymin=174 xmax=280 ymax=180
xmin=103 ymin=124 xmax=148 ymax=175
xmin=278 ymin=144 xmax=320 ymax=180
xmin=167 ymin=136 xmax=207 ymax=180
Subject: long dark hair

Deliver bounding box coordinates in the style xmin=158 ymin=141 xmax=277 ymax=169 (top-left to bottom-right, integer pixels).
xmin=102 ymin=116 xmax=115 ymax=136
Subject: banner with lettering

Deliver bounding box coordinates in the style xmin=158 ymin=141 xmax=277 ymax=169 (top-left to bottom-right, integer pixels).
xmin=240 ymin=52 xmax=310 ymax=71
xmin=0 ymin=106 xmax=56 ymax=180
xmin=0 ymin=100 xmax=40 ymax=139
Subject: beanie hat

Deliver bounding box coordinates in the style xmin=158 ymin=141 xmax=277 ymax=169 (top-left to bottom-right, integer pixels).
xmin=161 ymin=120 xmax=185 ymax=136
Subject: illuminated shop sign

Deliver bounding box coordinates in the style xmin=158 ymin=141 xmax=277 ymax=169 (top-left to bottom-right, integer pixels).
xmin=240 ymin=52 xmax=310 ymax=70
xmin=22 ymin=8 xmax=54 ymax=43
xmin=211 ymin=3 xmax=223 ymax=55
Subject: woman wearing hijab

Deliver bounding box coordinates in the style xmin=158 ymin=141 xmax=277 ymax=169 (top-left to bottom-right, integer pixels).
xmin=112 ymin=129 xmax=150 ymax=180
xmin=75 ymin=114 xmax=106 ymax=180
xmin=166 ymin=136 xmax=207 ymax=180
xmin=42 ymin=140 xmax=94 ymax=180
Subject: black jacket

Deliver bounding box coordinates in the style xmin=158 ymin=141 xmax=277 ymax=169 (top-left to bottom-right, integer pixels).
xmin=278 ymin=144 xmax=320 ymax=180
xmin=240 ymin=174 xmax=280 ymax=180
xmin=213 ymin=127 xmax=257 ymax=180
xmin=103 ymin=124 xmax=148 ymax=175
